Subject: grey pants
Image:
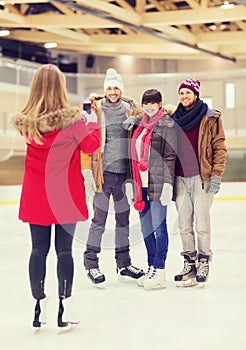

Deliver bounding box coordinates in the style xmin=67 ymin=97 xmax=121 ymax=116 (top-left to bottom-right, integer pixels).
xmin=175 ymin=175 xmax=214 ymax=260
xmin=84 ymin=171 xmax=131 ymax=269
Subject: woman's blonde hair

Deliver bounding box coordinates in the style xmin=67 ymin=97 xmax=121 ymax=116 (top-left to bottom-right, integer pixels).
xmin=19 ymin=64 xmax=69 ymax=143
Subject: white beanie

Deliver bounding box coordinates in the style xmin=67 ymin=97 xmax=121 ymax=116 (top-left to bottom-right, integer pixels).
xmin=104 ymin=68 xmax=124 ymax=94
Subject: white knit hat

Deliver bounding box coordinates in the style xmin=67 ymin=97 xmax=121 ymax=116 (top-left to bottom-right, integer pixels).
xmin=104 ymin=68 xmax=124 ymax=94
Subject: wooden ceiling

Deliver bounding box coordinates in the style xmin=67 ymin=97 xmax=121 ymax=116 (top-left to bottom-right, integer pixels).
xmin=0 ymin=0 xmax=246 ymax=62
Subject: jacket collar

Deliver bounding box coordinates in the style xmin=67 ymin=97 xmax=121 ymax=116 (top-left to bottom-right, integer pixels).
xmin=13 ymin=106 xmax=81 ymax=134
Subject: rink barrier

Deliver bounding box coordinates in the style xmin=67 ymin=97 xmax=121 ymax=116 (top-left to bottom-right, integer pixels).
xmin=1 ymin=197 xmax=246 ymax=205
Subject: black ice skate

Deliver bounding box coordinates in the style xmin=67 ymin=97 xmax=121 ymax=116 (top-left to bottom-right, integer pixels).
xmin=196 ymin=254 xmax=209 ymax=287
xmin=117 ymin=265 xmax=145 ymax=282
xmin=33 ymin=297 xmax=48 ymax=329
xmin=174 ymin=255 xmax=198 ymax=287
xmin=87 ymin=268 xmax=106 ymax=285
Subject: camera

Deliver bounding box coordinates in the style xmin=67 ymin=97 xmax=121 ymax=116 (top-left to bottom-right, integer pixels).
xmin=82 ymin=100 xmax=91 ymax=114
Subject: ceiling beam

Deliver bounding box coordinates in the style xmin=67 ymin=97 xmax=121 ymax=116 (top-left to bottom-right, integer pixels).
xmin=8 ymin=30 xmax=245 ymax=47
xmin=52 ymin=0 xmax=236 ymax=62
xmin=0 ymin=13 xmax=119 ymax=29
xmin=143 ymin=6 xmax=246 ymax=26
xmin=196 ymin=31 xmax=246 ymax=44
xmin=1 ymin=0 xmax=243 ymax=62
xmin=0 ymin=9 xmax=24 ymax=23
xmin=75 ymin=0 xmax=141 ymax=25
xmin=40 ymin=27 xmax=90 ymax=42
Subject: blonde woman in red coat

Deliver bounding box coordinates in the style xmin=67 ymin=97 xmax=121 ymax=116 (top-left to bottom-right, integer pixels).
xmin=12 ymin=64 xmax=100 ymax=330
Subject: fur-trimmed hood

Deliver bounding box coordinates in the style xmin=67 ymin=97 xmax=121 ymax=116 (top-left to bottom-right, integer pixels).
xmin=12 ymin=106 xmax=82 ymax=134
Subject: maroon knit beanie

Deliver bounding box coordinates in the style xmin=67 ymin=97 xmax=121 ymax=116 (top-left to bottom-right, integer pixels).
xmin=178 ymin=78 xmax=201 ymax=97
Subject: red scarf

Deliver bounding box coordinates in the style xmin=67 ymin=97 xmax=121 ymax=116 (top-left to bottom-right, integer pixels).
xmin=131 ymin=109 xmax=164 ymax=211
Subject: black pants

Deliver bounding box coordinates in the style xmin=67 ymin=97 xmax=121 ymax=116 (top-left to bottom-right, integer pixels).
xmin=84 ymin=171 xmax=131 ymax=269
xmin=29 ymin=223 xmax=76 ymax=300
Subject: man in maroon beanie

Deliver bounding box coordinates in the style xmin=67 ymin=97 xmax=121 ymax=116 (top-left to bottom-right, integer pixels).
xmin=172 ymin=78 xmax=227 ymax=287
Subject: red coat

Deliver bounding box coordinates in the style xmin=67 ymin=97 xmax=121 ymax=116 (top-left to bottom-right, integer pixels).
xmin=13 ymin=107 xmax=100 ymax=225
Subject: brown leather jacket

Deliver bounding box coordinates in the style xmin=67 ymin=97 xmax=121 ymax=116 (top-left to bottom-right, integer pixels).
xmin=198 ymin=109 xmax=227 ymax=181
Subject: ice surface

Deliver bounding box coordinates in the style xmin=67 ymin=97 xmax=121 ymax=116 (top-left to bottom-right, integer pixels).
xmin=0 ymin=183 xmax=246 ymax=350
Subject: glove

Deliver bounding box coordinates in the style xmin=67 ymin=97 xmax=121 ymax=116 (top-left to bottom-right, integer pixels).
xmin=208 ymin=175 xmax=221 ymax=194
xmin=160 ymin=183 xmax=173 ymax=206
xmin=82 ymin=169 xmax=96 ymax=200
xmin=125 ymin=182 xmax=134 ymax=205
xmin=122 ymin=116 xmax=137 ymax=131
xmin=82 ymin=110 xmax=98 ymax=124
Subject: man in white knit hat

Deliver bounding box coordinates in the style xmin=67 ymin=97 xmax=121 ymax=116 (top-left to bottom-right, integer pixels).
xmin=81 ymin=68 xmax=144 ymax=286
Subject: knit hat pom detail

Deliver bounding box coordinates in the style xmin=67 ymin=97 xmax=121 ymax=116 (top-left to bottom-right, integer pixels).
xmin=134 ymin=201 xmax=145 ymax=212
xmin=106 ymin=68 xmax=117 ymax=76
xmin=104 ymin=67 xmax=124 ymax=94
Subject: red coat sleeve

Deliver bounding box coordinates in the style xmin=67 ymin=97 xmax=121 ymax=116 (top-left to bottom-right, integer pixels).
xmin=72 ymin=119 xmax=100 ymax=155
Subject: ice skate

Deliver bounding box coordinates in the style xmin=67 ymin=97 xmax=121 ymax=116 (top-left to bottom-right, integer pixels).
xmin=174 ymin=255 xmax=198 ymax=287
xmin=33 ymin=296 xmax=48 ymax=330
xmin=143 ymin=268 xmax=166 ymax=290
xmin=87 ymin=268 xmax=106 ymax=287
xmin=137 ymin=266 xmax=153 ymax=287
xmin=196 ymin=254 xmax=209 ymax=287
xmin=117 ymin=265 xmax=145 ymax=282
xmin=58 ymin=297 xmax=80 ymax=330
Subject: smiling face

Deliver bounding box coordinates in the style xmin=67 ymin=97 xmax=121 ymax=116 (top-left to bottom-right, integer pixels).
xmin=105 ymin=86 xmax=122 ymax=103
xmin=179 ymin=88 xmax=198 ymax=110
xmin=142 ymin=101 xmax=162 ymax=118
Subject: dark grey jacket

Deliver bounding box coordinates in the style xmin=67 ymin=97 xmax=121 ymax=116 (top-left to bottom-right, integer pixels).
xmin=129 ymin=113 xmax=177 ymax=201
xmin=147 ymin=114 xmax=177 ymax=200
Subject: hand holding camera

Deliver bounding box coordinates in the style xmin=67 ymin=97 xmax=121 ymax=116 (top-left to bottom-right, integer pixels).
xmin=82 ymin=100 xmax=97 ymax=124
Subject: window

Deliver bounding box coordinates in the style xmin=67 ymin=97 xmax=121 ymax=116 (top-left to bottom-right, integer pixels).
xmin=225 ymin=82 xmax=235 ymax=109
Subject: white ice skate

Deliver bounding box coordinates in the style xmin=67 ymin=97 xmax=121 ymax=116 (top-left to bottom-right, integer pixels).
xmin=58 ymin=297 xmax=80 ymax=331
xmin=143 ymin=268 xmax=166 ymax=290
xmin=137 ymin=266 xmax=153 ymax=287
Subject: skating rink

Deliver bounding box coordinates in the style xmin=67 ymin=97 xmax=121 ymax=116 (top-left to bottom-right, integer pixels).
xmin=0 ymin=182 xmax=245 ymax=350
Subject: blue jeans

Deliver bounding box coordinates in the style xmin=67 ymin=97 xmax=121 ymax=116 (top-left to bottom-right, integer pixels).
xmin=139 ymin=188 xmax=168 ymax=269
xmin=29 ymin=223 xmax=76 ymax=300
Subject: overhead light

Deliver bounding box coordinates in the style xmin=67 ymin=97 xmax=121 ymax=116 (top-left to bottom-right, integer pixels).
xmin=44 ymin=42 xmax=57 ymax=49
xmin=208 ymin=24 xmax=217 ymax=31
xmin=0 ymin=29 xmax=10 ymax=37
xmin=0 ymin=1 xmax=5 ymax=5
xmin=220 ymin=23 xmax=230 ymax=30
xmin=220 ymin=1 xmax=235 ymax=9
